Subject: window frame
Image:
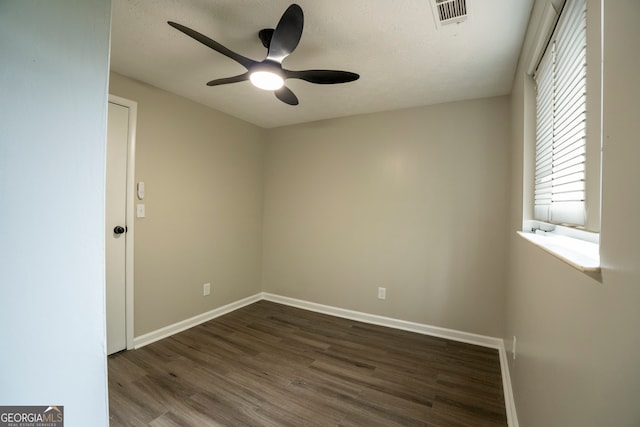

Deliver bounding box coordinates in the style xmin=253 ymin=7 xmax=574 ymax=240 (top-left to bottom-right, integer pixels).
xmin=519 ymin=0 xmax=602 ymax=272
xmin=528 ymin=0 xmax=602 ymax=234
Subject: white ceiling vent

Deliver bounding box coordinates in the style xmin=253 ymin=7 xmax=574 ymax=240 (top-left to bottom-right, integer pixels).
xmin=431 ymin=0 xmax=468 ymax=27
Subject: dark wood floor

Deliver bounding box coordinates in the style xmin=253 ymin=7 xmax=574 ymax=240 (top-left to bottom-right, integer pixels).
xmin=108 ymin=301 xmax=507 ymax=426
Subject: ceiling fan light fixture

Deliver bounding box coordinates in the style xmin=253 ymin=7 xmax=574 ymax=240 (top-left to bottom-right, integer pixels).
xmin=250 ymin=71 xmax=284 ymax=91
xmin=168 ymin=4 xmax=359 ymax=105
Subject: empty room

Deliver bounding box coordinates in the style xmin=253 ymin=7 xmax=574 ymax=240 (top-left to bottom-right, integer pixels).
xmin=1 ymin=1 xmax=639 ymax=426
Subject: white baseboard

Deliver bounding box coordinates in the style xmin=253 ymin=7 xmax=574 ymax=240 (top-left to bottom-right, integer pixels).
xmin=498 ymin=342 xmax=519 ymax=427
xmin=262 ymin=293 xmax=502 ymax=349
xmin=131 ymin=291 xmax=518 ymax=426
xmin=132 ymin=293 xmax=262 ymax=349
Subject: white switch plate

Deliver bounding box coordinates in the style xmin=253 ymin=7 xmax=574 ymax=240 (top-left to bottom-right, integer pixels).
xmin=203 ymin=283 xmax=211 ymax=296
xmin=378 ymin=287 xmax=386 ymax=300
xmin=137 ymin=181 xmax=145 ymax=200
xmin=136 ymin=204 xmax=145 ymax=218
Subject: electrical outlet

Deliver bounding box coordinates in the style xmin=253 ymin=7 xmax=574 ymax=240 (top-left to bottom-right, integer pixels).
xmin=377 ymin=287 xmax=386 ymax=300
xmin=512 ymin=335 xmax=517 ymax=360
xmin=203 ymin=283 xmax=211 ymax=296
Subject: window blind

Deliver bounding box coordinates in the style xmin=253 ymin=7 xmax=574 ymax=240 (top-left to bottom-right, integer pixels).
xmin=534 ymin=0 xmax=587 ymax=226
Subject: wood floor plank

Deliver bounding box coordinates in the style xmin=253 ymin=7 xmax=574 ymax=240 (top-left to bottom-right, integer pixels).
xmin=109 ymin=300 xmax=507 ymax=426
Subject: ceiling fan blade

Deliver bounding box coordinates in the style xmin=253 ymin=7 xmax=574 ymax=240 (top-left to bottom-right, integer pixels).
xmin=267 ymin=4 xmax=304 ymax=63
xmin=207 ymin=72 xmax=250 ymax=86
xmin=275 ymin=86 xmax=299 ymax=105
xmin=285 ymin=69 xmax=360 ymax=84
xmin=168 ymin=21 xmax=257 ymax=70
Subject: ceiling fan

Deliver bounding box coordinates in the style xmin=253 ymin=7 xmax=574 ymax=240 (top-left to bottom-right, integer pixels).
xmin=168 ymin=4 xmax=359 ymax=106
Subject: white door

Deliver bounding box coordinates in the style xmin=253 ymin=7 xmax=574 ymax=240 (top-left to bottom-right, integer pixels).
xmin=106 ymin=102 xmax=129 ymax=355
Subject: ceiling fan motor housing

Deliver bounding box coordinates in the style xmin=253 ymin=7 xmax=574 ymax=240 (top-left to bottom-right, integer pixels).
xmin=258 ymin=28 xmax=275 ymax=49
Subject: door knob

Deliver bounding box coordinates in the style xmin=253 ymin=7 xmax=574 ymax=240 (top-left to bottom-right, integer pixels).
xmin=114 ymin=226 xmax=127 ymax=234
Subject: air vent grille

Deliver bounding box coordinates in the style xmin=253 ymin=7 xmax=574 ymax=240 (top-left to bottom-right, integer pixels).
xmin=434 ymin=0 xmax=467 ymax=25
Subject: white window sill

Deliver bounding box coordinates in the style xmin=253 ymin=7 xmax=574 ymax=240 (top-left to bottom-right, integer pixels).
xmin=517 ymin=231 xmax=600 ymax=272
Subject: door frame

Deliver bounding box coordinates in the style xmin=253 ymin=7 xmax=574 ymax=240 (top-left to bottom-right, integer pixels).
xmin=108 ymin=94 xmax=137 ymax=350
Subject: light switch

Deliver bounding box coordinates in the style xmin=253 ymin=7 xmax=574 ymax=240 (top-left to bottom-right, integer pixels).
xmin=136 ymin=204 xmax=145 ymax=218
xmin=137 ymin=181 xmax=145 ymax=200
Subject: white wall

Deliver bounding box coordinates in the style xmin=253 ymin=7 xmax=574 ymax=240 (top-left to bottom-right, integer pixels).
xmin=263 ymin=98 xmax=511 ymax=337
xmin=0 ymin=1 xmax=111 ymax=426
xmin=506 ymin=1 xmax=640 ymax=425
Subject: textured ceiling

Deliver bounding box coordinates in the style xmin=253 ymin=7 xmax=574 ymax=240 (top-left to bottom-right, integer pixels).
xmin=110 ymin=0 xmax=534 ymax=128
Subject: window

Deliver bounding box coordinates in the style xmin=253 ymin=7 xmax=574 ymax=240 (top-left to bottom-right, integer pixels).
xmin=519 ymin=0 xmax=602 ymax=272
xmin=534 ymin=0 xmax=588 ymax=227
